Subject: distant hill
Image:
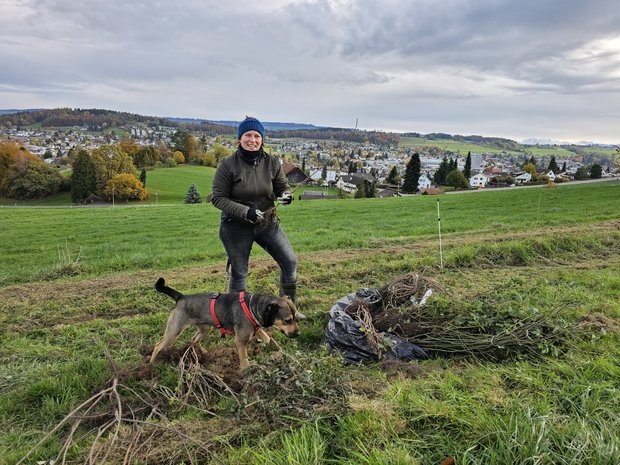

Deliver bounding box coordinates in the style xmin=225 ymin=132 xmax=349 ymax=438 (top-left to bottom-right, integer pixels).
xmin=164 ymin=117 xmax=320 ymax=131
xmin=0 ymin=109 xmax=43 ymax=116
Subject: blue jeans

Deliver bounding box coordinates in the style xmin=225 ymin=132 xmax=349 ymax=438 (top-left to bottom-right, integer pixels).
xmin=219 ymin=218 xmax=297 ymax=293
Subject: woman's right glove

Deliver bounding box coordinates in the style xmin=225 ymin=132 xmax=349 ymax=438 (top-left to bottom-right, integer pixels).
xmin=278 ymin=191 xmax=293 ymax=205
xmin=245 ymin=208 xmax=265 ymax=223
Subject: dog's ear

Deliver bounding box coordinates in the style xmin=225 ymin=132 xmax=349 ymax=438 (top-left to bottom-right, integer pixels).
xmin=263 ymin=303 xmax=279 ymax=327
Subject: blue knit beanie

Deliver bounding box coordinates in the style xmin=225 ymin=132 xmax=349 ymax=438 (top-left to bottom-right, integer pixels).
xmin=237 ymin=117 xmax=265 ymax=140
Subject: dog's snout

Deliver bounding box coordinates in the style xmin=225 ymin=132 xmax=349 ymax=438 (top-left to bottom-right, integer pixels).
xmin=288 ymin=328 xmax=300 ymax=338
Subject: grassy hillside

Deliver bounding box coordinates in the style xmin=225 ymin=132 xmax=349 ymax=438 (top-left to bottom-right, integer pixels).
xmin=144 ymin=165 xmax=215 ymax=204
xmin=1 ymin=180 xmax=619 ymax=464
xmin=0 ymin=165 xmax=216 ymax=207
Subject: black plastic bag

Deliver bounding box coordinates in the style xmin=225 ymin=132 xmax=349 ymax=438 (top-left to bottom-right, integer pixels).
xmin=324 ymin=290 xmax=428 ymax=364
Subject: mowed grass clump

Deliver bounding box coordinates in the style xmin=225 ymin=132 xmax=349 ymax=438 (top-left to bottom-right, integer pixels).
xmin=0 ymin=180 xmax=619 ymax=464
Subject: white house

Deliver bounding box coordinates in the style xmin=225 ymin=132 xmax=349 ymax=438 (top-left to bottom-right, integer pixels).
xmin=469 ymin=173 xmax=489 ymax=188
xmin=540 ymin=170 xmax=556 ymax=182
xmin=514 ymin=172 xmax=532 ymax=184
xmin=418 ymin=174 xmax=432 ymax=189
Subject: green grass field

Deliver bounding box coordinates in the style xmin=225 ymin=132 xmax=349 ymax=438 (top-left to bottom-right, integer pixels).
xmin=1 ymin=180 xmax=619 ymax=464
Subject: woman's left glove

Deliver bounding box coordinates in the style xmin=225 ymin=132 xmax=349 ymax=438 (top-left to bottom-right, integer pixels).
xmin=278 ymin=192 xmax=293 ymax=205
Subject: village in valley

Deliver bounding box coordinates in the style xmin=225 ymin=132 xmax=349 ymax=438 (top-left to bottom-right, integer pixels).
xmin=1 ymin=109 xmax=618 ymax=204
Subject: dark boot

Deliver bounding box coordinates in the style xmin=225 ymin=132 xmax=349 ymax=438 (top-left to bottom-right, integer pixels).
xmin=280 ymin=282 xmax=296 ymax=303
xmin=281 ymin=282 xmax=306 ymax=319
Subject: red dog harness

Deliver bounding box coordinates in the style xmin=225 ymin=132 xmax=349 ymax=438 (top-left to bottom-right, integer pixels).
xmin=210 ymin=291 xmax=261 ymax=337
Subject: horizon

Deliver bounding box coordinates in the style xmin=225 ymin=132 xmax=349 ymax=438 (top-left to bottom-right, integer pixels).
xmin=2 ymin=107 xmax=617 ymax=147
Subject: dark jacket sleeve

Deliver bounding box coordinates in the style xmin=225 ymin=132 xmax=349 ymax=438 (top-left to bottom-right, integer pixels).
xmin=211 ymin=159 xmax=249 ymax=219
xmin=272 ymin=162 xmax=291 ymax=198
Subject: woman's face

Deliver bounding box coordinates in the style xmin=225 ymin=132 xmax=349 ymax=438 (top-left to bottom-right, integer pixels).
xmin=239 ymin=130 xmax=263 ymax=151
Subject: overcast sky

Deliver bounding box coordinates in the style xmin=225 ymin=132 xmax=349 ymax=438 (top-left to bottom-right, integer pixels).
xmin=1 ymin=0 xmax=619 ymax=143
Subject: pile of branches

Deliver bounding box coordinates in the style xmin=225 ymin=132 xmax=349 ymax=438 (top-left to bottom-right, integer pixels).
xmin=344 ymin=273 xmax=575 ymax=360
xmin=240 ymin=349 xmax=349 ymax=427
xmin=17 ymin=343 xmax=349 ymax=464
xmin=16 ymin=347 xmax=232 ymax=465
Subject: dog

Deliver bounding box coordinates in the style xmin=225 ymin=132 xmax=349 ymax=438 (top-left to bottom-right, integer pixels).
xmin=150 ymin=278 xmax=300 ymax=370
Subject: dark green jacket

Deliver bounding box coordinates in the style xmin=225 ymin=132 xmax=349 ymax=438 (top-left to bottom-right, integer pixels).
xmin=211 ymin=149 xmax=290 ymax=221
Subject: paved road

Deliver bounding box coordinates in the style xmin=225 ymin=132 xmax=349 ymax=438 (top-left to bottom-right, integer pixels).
xmin=445 ymin=176 xmax=619 ymax=194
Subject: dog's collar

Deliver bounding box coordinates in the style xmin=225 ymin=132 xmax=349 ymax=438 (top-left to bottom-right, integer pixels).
xmin=239 ymin=291 xmax=261 ymax=335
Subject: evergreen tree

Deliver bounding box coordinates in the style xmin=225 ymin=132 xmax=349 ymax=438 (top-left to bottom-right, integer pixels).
xmin=321 ymin=164 xmax=328 ymax=181
xmin=70 ymin=149 xmax=97 ymax=203
xmin=184 ymin=183 xmax=202 ymax=204
xmin=548 ymin=156 xmax=559 ymax=174
xmin=365 ymin=180 xmax=376 ymax=198
xmin=402 ymin=152 xmax=421 ymax=193
xmin=529 ymin=155 xmax=536 ymax=167
xmin=139 ymin=168 xmax=147 ymax=187
xmin=561 ymin=161 xmax=567 ymax=172
xmin=433 ymin=156 xmax=450 ymax=186
xmin=590 ymin=164 xmax=603 ymax=179
xmin=386 ymin=166 xmax=399 ymax=185
xmin=301 ymin=158 xmax=306 ymax=174
xmin=463 ymin=152 xmax=472 ymax=178
xmin=354 ymin=181 xmax=366 ymax=198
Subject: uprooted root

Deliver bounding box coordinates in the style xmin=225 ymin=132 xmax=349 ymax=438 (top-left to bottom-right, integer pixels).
xmin=376 ymin=272 xmax=444 ymax=311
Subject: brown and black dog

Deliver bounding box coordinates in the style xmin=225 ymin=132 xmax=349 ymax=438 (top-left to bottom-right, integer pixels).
xmin=150 ymin=278 xmax=300 ymax=370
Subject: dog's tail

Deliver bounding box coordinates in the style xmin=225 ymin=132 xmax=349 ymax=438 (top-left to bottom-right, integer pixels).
xmin=155 ymin=277 xmax=184 ymax=302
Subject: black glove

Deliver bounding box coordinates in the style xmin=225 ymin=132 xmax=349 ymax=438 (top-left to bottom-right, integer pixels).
xmin=245 ymin=208 xmax=265 ymax=223
xmin=278 ymin=192 xmax=293 ymax=205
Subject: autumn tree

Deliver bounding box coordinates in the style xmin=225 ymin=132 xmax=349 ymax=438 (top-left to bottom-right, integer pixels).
xmin=523 ymin=162 xmax=538 ymax=179
xmin=5 ymin=157 xmax=63 ymax=199
xmin=133 ymin=146 xmax=160 ymax=168
xmin=0 ymin=141 xmax=61 ymax=199
xmin=171 ymin=130 xmax=198 ymax=162
xmin=118 ymin=138 xmax=140 ymax=159
xmin=172 ymin=151 xmax=185 ymax=164
xmin=89 ymin=145 xmax=136 ymax=195
xmin=103 ymin=173 xmax=147 ymax=202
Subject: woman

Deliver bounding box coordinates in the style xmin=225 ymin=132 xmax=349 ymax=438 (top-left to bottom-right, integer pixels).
xmin=211 ymin=117 xmax=298 ymax=304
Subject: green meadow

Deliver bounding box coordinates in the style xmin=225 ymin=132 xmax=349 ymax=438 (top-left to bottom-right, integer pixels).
xmin=1 ymin=179 xmax=619 ymax=464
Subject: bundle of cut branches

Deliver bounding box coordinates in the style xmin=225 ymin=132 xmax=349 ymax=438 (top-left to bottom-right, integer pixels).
xmin=344 ymin=273 xmax=574 ymax=360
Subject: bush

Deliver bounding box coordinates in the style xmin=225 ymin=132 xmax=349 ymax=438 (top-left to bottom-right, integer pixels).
xmin=445 ymin=170 xmax=469 ymax=189
xmin=172 ymin=151 xmax=185 ymax=164
xmin=163 ymin=157 xmax=177 ymax=168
